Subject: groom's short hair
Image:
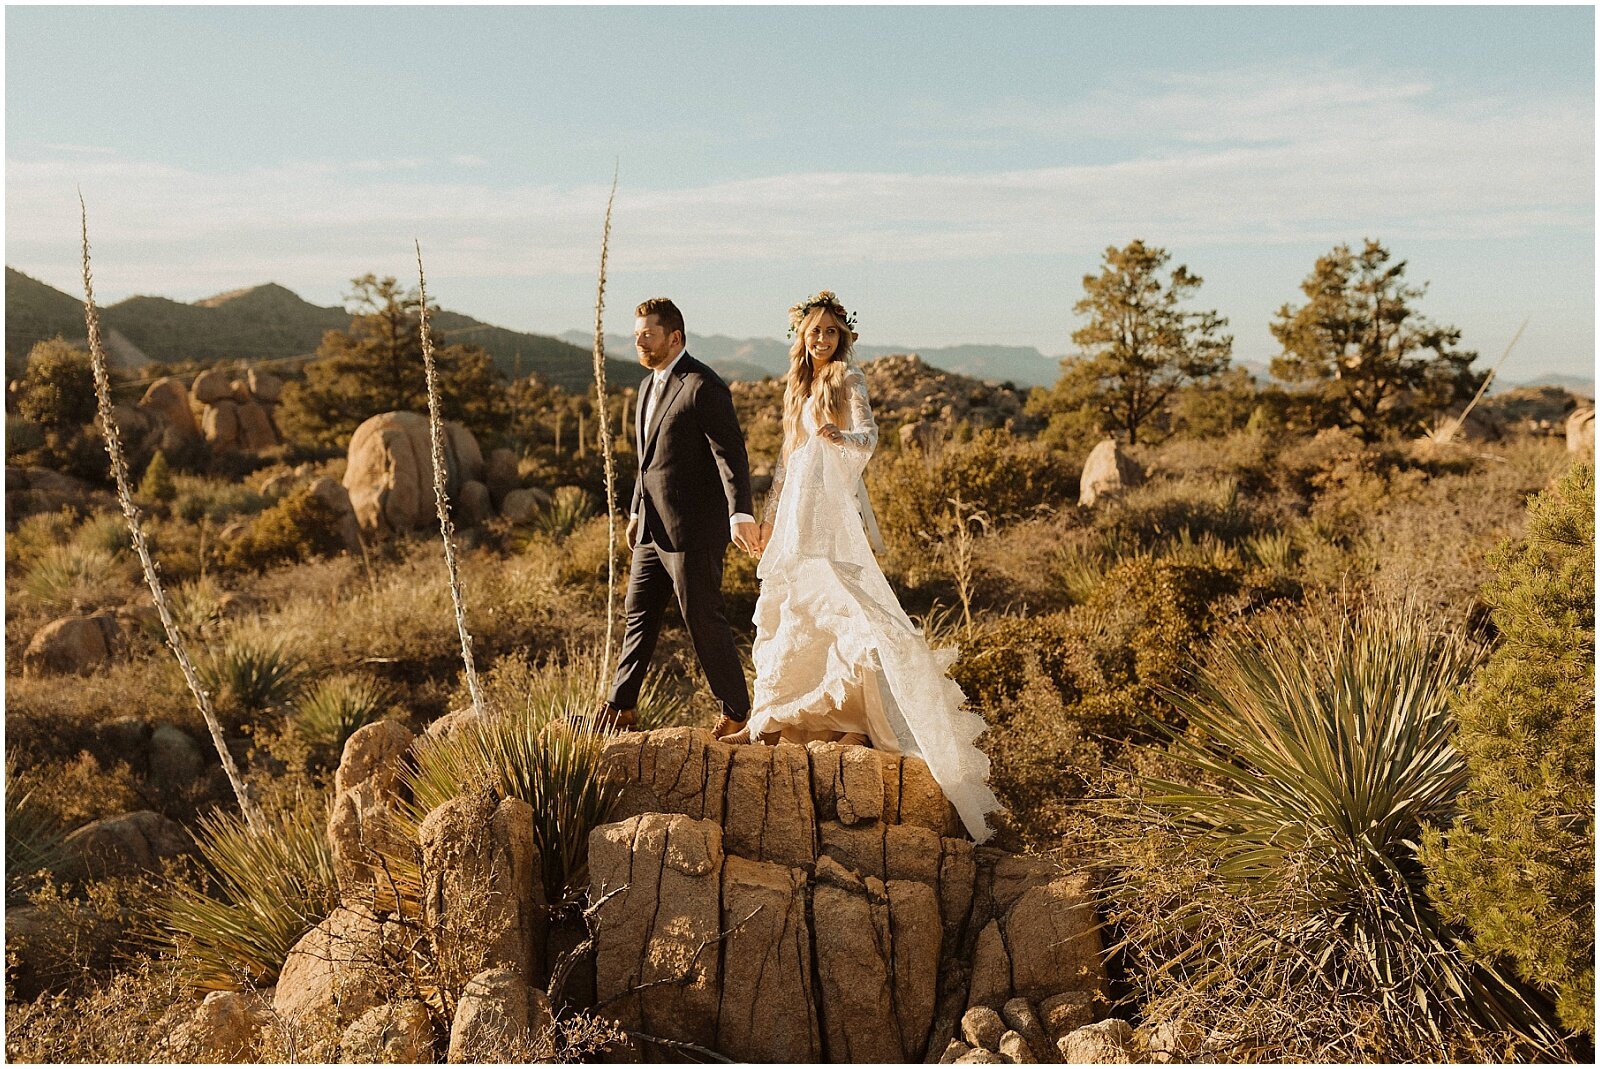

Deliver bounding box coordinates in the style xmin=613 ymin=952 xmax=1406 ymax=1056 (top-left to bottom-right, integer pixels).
xmin=636 ymin=297 xmax=685 ymax=344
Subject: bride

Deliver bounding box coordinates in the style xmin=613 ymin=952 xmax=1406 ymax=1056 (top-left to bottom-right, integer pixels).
xmin=722 ymin=290 xmax=1003 ymax=844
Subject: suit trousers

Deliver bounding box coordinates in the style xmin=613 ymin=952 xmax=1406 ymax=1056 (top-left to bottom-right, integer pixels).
xmin=607 ymin=535 xmax=751 ymax=721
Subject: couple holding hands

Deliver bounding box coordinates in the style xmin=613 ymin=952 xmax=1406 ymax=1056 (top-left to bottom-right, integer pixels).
xmin=595 ymin=292 xmax=1000 ymax=844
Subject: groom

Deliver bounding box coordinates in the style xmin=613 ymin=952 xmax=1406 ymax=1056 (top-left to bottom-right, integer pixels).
xmin=596 ymin=298 xmax=759 ymax=741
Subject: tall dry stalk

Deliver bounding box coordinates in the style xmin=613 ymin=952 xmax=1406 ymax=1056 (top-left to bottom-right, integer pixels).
xmin=78 ymin=194 xmax=264 ymax=833
xmin=414 ymin=240 xmax=485 ymax=718
xmin=592 ymin=168 xmax=620 ymax=694
xmin=1428 ymin=317 xmax=1528 ymax=444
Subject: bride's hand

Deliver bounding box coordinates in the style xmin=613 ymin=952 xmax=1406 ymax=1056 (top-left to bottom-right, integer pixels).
xmin=817 ymin=422 xmax=844 ymax=444
xmin=757 ymin=520 xmax=772 ymax=556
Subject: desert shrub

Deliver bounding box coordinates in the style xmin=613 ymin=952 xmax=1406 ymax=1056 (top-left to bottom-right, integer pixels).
xmin=6 ymin=506 xmax=80 ymax=568
xmin=404 ymin=680 xmax=624 ymax=905
xmin=869 ymin=429 xmax=1077 ymax=558
xmin=5 ymin=752 xmax=145 ymax=840
xmin=8 ymin=871 xmax=171 ymax=999
xmin=16 ymin=542 xmax=133 ymax=611
xmin=1093 ymin=474 xmax=1262 ymax=550
xmin=979 ymin=655 xmax=1104 ymax=853
xmin=220 ymin=484 xmax=348 ymax=571
xmin=138 ymin=449 xmax=176 ymax=503
xmin=12 ymin=338 xmax=96 ymax=429
xmin=5 ymin=753 xmax=68 ymax=903
xmin=2 ymin=954 xmax=196 ymax=1062
xmin=534 ymin=484 xmax=596 ymax=539
xmin=1114 ymin=596 xmax=1560 ymax=1058
xmin=197 ymin=634 xmax=308 ymax=723
xmin=291 ymin=672 xmax=394 ymax=759
xmin=1168 ymin=366 xmax=1261 ymax=439
xmin=171 ymin=474 xmax=269 ymax=525
xmin=1421 ymin=462 xmax=1595 ymax=1038
xmin=153 ymin=800 xmax=337 ymax=991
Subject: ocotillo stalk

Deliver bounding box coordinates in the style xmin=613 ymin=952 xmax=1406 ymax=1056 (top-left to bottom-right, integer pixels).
xmin=78 ymin=194 xmax=264 ymax=833
xmin=415 ymin=240 xmax=485 ymax=718
xmin=592 ymin=168 xmax=620 ymax=693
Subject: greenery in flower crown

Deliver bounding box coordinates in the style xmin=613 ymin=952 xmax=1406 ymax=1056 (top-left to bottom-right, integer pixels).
xmin=787 ymin=290 xmax=859 ymax=338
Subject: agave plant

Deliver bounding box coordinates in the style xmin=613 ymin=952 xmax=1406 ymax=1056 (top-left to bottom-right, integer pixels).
xmin=153 ymin=801 xmax=337 ymax=990
xmin=1132 ymin=597 xmax=1560 ymax=1053
xmin=293 ymin=673 xmax=392 ymax=755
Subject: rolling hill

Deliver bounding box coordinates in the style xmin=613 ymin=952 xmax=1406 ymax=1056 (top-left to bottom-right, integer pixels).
xmin=4 ymin=268 xmax=641 ymax=391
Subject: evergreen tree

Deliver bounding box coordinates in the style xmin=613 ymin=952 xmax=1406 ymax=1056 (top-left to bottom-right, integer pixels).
xmin=1271 ymin=240 xmax=1482 ymax=440
xmin=1421 ymin=463 xmax=1595 ymax=1040
xmin=1032 ymin=240 xmax=1231 ymax=446
xmin=139 ymin=448 xmax=176 ymax=503
xmin=278 ymin=274 xmax=509 ymax=447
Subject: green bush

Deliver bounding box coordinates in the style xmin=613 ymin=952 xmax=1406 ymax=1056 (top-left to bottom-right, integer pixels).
xmin=1128 ymin=597 xmax=1559 ymax=1056
xmin=1421 ymin=463 xmax=1595 ymax=1038
xmin=154 ymin=802 xmax=338 ymax=990
xmin=13 ymin=338 xmax=96 ymax=429
xmin=138 ymin=449 xmax=176 ymax=503
xmin=197 ymin=635 xmax=308 ymax=722
xmin=534 ymin=485 xmax=596 ymax=540
xmin=17 ymin=542 xmax=133 ymax=612
xmin=220 ymin=484 xmax=347 ymax=571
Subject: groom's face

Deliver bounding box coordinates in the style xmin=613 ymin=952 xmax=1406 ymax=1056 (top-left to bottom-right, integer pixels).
xmin=634 ymin=314 xmax=682 ymax=370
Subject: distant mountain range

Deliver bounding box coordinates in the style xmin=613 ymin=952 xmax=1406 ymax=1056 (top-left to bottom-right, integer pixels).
xmin=562 ymin=330 xmax=1065 ymax=387
xmin=8 ymin=267 xmax=1586 ymax=398
xmin=4 ymin=267 xmax=641 ymax=391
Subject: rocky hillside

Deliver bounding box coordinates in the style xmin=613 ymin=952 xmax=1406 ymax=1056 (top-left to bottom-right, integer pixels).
xmin=4 ymin=268 xmax=636 ymax=391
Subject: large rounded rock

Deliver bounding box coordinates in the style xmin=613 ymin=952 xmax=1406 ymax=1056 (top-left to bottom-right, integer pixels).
xmin=149 ymin=723 xmax=204 ymax=788
xmin=23 ymin=613 xmax=119 ymax=676
xmin=137 ymin=377 xmax=200 ymax=441
xmin=1568 ymin=406 xmax=1595 ymax=454
xmin=1059 ymin=1019 xmax=1134 ymax=1064
xmin=57 ymin=810 xmax=195 ymax=883
xmin=172 ymin=989 xmax=272 ymax=1062
xmin=236 ymin=401 xmax=277 ymax=451
xmin=192 ymin=368 xmax=233 ymax=404
xmin=341 ymin=999 xmax=436 ymax=1063
xmin=274 ymin=906 xmax=391 ymax=1027
xmin=1078 ymin=437 xmax=1141 ymax=507
xmin=247 ymin=367 xmax=284 ymax=403
xmin=484 ymin=448 xmax=520 ymax=508
xmin=203 ymin=399 xmax=241 ymax=450
xmin=458 ymin=480 xmax=492 ymax=528
xmin=499 ymin=487 xmax=550 ymax=525
xmin=447 ymin=966 xmax=553 ymax=1063
xmin=962 ymin=1006 xmax=1005 ymax=1051
xmin=343 ymin=411 xmax=484 ymax=538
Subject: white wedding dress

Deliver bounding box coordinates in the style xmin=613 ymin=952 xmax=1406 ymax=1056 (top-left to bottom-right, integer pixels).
xmin=744 ymin=366 xmax=1003 ymax=844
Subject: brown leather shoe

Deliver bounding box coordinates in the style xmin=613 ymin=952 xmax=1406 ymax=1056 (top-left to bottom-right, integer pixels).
xmin=712 ymin=714 xmax=750 ymax=744
xmin=594 ymin=701 xmax=638 ymax=732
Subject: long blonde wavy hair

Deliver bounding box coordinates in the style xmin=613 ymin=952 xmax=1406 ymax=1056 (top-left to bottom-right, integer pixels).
xmin=782 ymin=305 xmax=856 ymax=458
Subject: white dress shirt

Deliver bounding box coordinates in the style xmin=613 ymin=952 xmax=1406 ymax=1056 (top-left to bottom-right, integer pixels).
xmin=631 ymin=349 xmax=755 ymax=535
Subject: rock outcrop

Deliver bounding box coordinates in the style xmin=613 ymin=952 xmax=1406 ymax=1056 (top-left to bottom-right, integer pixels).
xmin=193 ymin=366 xmax=282 ymax=452
xmin=1079 ymin=437 xmax=1142 ymax=507
xmin=57 ymin=809 xmax=195 ymax=883
xmin=343 ymin=412 xmax=496 ymax=538
xmin=586 ymin=729 xmax=1110 ymax=1063
xmin=1568 ymin=406 xmax=1595 ymax=454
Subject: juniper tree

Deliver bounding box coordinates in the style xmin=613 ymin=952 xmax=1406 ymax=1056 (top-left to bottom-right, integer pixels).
xmin=1421 ymin=463 xmax=1595 ymax=1040
xmin=279 ymin=274 xmax=509 ymax=446
xmin=1271 ymin=240 xmax=1482 ymax=441
xmin=1034 ymin=240 xmax=1232 ymax=447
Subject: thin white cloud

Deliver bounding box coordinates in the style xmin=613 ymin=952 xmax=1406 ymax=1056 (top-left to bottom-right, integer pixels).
xmin=5 ymin=63 xmax=1590 ymax=301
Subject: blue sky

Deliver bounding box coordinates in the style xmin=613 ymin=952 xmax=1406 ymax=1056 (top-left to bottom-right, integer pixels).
xmin=6 ymin=4 xmax=1594 ymax=378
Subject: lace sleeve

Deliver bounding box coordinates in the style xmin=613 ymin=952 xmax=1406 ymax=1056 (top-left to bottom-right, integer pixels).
xmin=834 ymin=368 xmax=878 ymax=459
xmin=763 ymin=448 xmax=787 ymax=524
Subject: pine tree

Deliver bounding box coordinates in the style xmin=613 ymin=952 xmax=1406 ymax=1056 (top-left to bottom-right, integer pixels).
xmin=1271 ymin=240 xmax=1482 ymax=440
xmin=139 ymin=448 xmax=176 ymax=503
xmin=278 ymin=274 xmax=509 ymax=447
xmin=1421 ymin=463 xmax=1595 ymax=1039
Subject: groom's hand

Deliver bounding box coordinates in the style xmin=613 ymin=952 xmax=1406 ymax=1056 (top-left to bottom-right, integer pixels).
xmin=625 ymin=515 xmax=639 ymax=550
xmin=732 ymin=520 xmax=760 ymax=557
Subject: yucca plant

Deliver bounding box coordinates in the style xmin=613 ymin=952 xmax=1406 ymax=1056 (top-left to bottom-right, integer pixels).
xmin=1242 ymin=528 xmax=1298 ymax=574
xmin=5 ymin=755 xmax=67 ymax=903
xmin=535 ymin=485 xmax=596 ymax=541
xmin=398 ymin=652 xmax=643 ymax=905
xmin=1130 ymin=596 xmax=1560 ymax=1054
xmin=293 ymin=673 xmax=392 ymax=755
xmin=153 ymin=801 xmax=337 ymax=991
xmin=197 ymin=635 xmax=308 ymax=718
xmin=168 ymin=574 xmax=229 ymax=640
xmin=19 ymin=543 xmax=131 ymax=610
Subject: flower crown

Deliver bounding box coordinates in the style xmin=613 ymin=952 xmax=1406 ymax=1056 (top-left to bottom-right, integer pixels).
xmin=787 ymin=290 xmax=859 ymax=339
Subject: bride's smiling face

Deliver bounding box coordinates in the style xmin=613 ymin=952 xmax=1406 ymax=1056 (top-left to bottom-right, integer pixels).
xmin=805 ymin=311 xmax=845 ymax=364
